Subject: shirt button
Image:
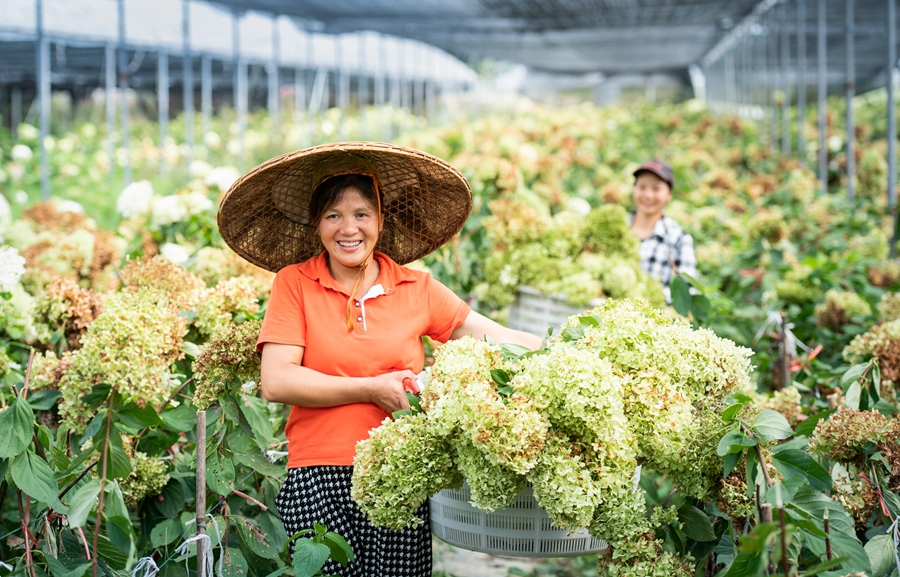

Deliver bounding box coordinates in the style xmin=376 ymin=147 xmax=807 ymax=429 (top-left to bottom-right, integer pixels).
xmin=355 ymin=302 xmax=360 ymax=307
xmin=357 ymin=316 xmax=363 ymax=322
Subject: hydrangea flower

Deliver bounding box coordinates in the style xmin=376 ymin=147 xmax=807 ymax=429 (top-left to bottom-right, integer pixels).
xmin=116 ymin=180 xmax=155 ymax=219
xmin=204 ymin=166 xmax=241 ymax=191
xmin=11 ymin=144 xmax=33 ymax=162
xmin=192 ymin=319 xmax=262 ymax=410
xmin=0 ymin=245 xmax=26 ymax=291
xmin=159 ymin=242 xmax=191 ymax=266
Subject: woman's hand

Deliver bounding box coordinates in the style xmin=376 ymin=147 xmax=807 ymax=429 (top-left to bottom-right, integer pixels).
xmin=365 ymin=370 xmax=419 ymax=414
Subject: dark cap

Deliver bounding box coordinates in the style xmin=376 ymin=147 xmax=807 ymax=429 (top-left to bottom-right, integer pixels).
xmin=633 ymin=159 xmax=674 ymax=189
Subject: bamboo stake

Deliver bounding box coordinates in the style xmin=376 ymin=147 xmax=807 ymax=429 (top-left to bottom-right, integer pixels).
xmin=780 ymin=312 xmax=792 ymax=388
xmin=196 ymin=410 xmax=207 ymax=577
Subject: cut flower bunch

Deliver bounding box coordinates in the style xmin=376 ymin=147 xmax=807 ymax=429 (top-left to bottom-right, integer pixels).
xmin=351 ymin=298 xmax=753 ymax=575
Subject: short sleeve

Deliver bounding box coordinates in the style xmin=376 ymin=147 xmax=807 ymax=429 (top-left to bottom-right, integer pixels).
xmin=257 ymin=266 xmax=307 ymax=351
xmin=673 ymin=233 xmax=698 ymax=282
xmin=424 ymin=275 xmax=471 ymax=343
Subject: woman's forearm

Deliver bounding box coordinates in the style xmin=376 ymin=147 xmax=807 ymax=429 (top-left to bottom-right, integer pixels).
xmin=260 ymin=363 xmax=374 ymax=407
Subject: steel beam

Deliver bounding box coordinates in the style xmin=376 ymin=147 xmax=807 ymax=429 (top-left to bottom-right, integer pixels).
xmin=106 ymin=43 xmax=115 ymax=180
xmin=118 ymin=0 xmax=131 ymax=185
xmin=846 ymin=0 xmax=855 ymax=201
xmin=158 ymin=50 xmax=168 ymax=176
xmin=183 ymin=0 xmax=194 ymax=167
xmin=269 ymin=16 xmax=280 ymax=136
xmin=201 ymin=54 xmax=211 ymax=143
xmin=798 ymin=0 xmax=807 ymax=159
xmin=889 ymin=0 xmax=898 ymax=254
xmin=818 ymin=0 xmax=828 ymax=194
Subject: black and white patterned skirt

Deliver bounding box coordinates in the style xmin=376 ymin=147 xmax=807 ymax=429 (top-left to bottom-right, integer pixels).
xmin=275 ymin=466 xmax=431 ymax=577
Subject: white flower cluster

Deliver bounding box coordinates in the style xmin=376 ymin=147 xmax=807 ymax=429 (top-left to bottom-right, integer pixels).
xmin=352 ymin=299 xmax=754 ymax=545
xmin=0 ymin=245 xmax=26 ymax=291
xmin=151 ymin=192 xmax=213 ymax=228
xmin=116 ymin=180 xmax=155 ymax=219
xmin=204 ymin=166 xmax=240 ymax=191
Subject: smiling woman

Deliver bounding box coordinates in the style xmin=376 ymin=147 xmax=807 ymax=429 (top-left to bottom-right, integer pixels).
xmin=216 ymin=142 xmax=543 ymax=577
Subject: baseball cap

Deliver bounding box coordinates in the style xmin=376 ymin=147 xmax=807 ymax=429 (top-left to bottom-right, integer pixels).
xmin=633 ymin=160 xmax=674 ymax=189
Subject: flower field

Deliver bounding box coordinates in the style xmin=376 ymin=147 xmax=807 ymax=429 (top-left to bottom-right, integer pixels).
xmin=0 ymin=93 xmax=900 ymax=577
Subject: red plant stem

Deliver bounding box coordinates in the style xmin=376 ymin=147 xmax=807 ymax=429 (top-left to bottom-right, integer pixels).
xmin=741 ymin=423 xmax=773 ymax=488
xmin=779 ymin=507 xmax=790 ymax=577
xmin=17 ymin=490 xmax=37 ymax=577
xmin=91 ymin=401 xmax=114 ymax=577
xmin=21 ymin=349 xmax=35 ymax=399
xmin=232 ymin=490 xmax=268 ymax=511
xmin=76 ymin=527 xmax=91 ymax=560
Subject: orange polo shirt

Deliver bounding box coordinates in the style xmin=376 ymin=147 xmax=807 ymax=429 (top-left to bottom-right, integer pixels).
xmin=257 ymin=251 xmax=471 ymax=468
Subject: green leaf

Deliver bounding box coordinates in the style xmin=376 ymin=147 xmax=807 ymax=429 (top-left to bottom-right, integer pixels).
xmin=219 ymin=548 xmax=249 ymax=577
xmin=10 ymin=450 xmax=67 ymax=513
xmin=154 ymin=478 xmax=186 ymax=518
xmin=43 ymin=554 xmax=90 ymax=577
xmin=233 ymin=452 xmax=286 ymax=478
xmin=0 ymin=396 xmax=35 ymax=459
xmin=751 ymin=409 xmax=793 ymax=443
xmin=841 ymin=363 xmax=868 ymax=386
xmin=323 ymin=532 xmax=354 ymax=566
xmin=490 ymin=369 xmax=511 ymax=386
xmin=27 ymin=389 xmax=62 ymax=411
xmin=798 ymin=556 xmax=850 ymax=577
xmin=160 ymin=404 xmax=197 ymax=433
xmin=236 ymin=517 xmax=279 ymax=559
xmin=722 ymin=551 xmax=766 ymax=577
xmin=690 ymin=293 xmax=711 ymax=323
xmin=106 ymin=514 xmax=135 ymax=554
xmin=559 ymin=326 xmax=584 ymax=342
xmin=677 ymin=505 xmax=717 ymax=542
xmin=150 ymin=518 xmax=182 ymax=548
xmin=103 ymin=434 xmax=132 ymax=480
xmin=207 ymin=450 xmax=235 ymax=496
xmin=794 ymin=409 xmax=836 ymax=437
xmin=791 ymin=489 xmax=871 ymax=573
xmin=66 ymin=479 xmax=101 ymax=528
xmin=865 ymin=535 xmax=897 ymax=577
xmin=81 ymin=384 xmax=112 ymax=407
xmin=716 ymin=429 xmax=757 ymax=456
xmin=845 ymin=380 xmax=862 ymax=410
xmin=238 ymin=395 xmax=273 ymax=453
xmin=771 ymin=450 xmax=832 ymax=492
xmin=499 ymin=343 xmax=531 ymax=360
xmin=406 ymin=392 xmax=422 ymax=413
xmin=116 ymin=403 xmax=163 ymax=430
xmin=670 ymin=275 xmax=691 ymax=317
xmin=292 ymin=540 xmax=331 ymax=577
xmin=721 ymin=403 xmax=744 ymax=423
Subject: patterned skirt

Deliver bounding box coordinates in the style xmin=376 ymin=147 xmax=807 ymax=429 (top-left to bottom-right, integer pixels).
xmin=275 ymin=466 xmax=431 ymax=577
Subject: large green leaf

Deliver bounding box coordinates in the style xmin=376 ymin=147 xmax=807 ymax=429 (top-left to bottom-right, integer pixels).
xmin=10 ymin=450 xmax=67 ymax=513
xmin=236 ymin=517 xmax=279 ymax=559
xmin=677 ymin=505 xmax=717 ymax=542
xmin=207 ymin=450 xmax=235 ymax=496
xmin=292 ymin=540 xmax=331 ymax=577
xmin=790 ymin=489 xmax=871 ymax=573
xmin=150 ymin=518 xmax=182 ymax=548
xmin=66 ymin=479 xmax=101 ymax=528
xmin=865 ymin=535 xmax=898 ymax=577
xmin=160 ymin=404 xmax=197 ymax=433
xmin=716 ymin=430 xmax=757 ymax=456
xmin=771 ymin=450 xmax=832 ymax=492
xmin=237 ymin=395 xmax=273 ymax=453
xmin=219 ymin=548 xmax=249 ymax=577
xmin=751 ymin=409 xmax=793 ymax=444
xmin=670 ymin=275 xmax=691 ymax=317
xmin=323 ymin=532 xmax=354 ymax=566
xmin=234 ymin=452 xmax=287 ymax=478
xmin=43 ymin=553 xmax=91 ymax=577
xmin=116 ymin=402 xmax=163 ymax=430
xmin=27 ymin=389 xmax=62 ymax=411
xmin=0 ymin=396 xmax=35 ymax=459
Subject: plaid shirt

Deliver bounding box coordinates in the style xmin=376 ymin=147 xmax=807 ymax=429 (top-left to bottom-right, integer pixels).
xmin=628 ymin=213 xmax=697 ymax=303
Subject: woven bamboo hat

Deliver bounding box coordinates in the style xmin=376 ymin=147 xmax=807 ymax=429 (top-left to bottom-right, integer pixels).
xmin=217 ymin=142 xmax=473 ymax=272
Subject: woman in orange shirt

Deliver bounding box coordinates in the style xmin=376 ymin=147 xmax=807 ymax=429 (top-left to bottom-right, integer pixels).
xmin=218 ymin=143 xmax=541 ymax=577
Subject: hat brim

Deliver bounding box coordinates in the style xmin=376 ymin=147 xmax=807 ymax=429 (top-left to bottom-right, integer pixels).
xmin=217 ymin=142 xmax=473 ymax=272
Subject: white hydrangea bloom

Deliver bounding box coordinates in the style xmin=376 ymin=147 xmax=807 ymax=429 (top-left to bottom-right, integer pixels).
xmin=151 ymin=195 xmax=189 ymax=228
xmin=189 ymin=160 xmax=213 ymax=178
xmin=204 ymin=166 xmax=240 ymax=191
xmin=14 ymin=191 xmax=28 ymax=205
xmin=181 ymin=191 xmax=213 ymax=216
xmin=11 ymin=144 xmax=33 ymax=162
xmin=159 ymin=243 xmax=191 ymax=265
xmin=117 ymin=180 xmax=155 ymax=219
xmin=0 ymin=194 xmax=11 ymax=234
xmin=56 ymin=199 xmax=84 ymax=214
xmin=0 ymin=246 xmax=26 ymax=290
xmin=17 ymin=125 xmax=39 ymax=141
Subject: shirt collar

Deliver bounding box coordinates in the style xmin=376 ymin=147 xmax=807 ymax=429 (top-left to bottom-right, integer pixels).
xmin=297 ymin=251 xmax=418 ymax=295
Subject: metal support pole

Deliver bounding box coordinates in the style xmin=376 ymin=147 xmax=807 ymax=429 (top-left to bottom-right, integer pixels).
xmin=294 ymin=67 xmax=305 ymax=124
xmin=818 ymin=0 xmax=828 ymax=194
xmin=781 ymin=3 xmax=791 ymax=155
xmin=798 ymin=0 xmax=807 ymax=159
xmin=846 ymin=0 xmax=855 ymax=201
xmin=105 ymin=43 xmax=115 ymax=180
xmin=118 ymin=0 xmax=131 ymax=186
xmin=201 ymin=54 xmax=211 ymax=143
xmin=232 ymin=10 xmax=246 ymax=169
xmin=358 ymin=33 xmax=368 ymax=138
xmin=888 ymin=0 xmax=898 ymax=255
xmin=268 ymin=15 xmax=280 ymax=137
xmin=11 ymin=87 xmax=21 ymax=140
xmin=36 ymin=0 xmax=50 ymax=199
xmin=232 ymin=12 xmax=239 ymax=114
xmin=725 ymin=50 xmax=735 ymax=110
xmin=182 ymin=0 xmax=194 ymax=167
xmin=158 ymin=50 xmax=169 ymax=176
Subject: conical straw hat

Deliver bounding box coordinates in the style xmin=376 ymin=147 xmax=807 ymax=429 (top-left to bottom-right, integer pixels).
xmin=217 ymin=142 xmax=473 ymax=272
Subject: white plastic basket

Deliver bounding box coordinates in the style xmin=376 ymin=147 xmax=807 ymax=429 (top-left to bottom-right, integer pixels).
xmin=506 ymin=286 xmax=604 ymax=337
xmin=430 ymin=481 xmax=608 ymax=558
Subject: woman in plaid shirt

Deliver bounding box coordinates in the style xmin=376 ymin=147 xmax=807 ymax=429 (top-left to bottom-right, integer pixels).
xmin=627 ymin=159 xmax=697 ymax=304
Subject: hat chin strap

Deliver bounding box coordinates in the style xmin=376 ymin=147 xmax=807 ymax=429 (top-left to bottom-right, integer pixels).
xmin=317 ymin=169 xmax=383 ymax=331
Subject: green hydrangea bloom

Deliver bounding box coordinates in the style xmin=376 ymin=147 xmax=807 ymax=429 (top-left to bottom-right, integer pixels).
xmin=193 ymin=276 xmax=260 ymax=337
xmin=192 ymin=319 xmax=262 ymax=410
xmin=582 ymin=204 xmax=639 ymax=259
xmin=815 ymin=290 xmax=872 ymax=331
xmin=877 ymin=292 xmax=900 ymax=322
xmin=809 ymin=409 xmax=894 ymax=465
xmin=120 ymin=452 xmax=170 ymax=507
